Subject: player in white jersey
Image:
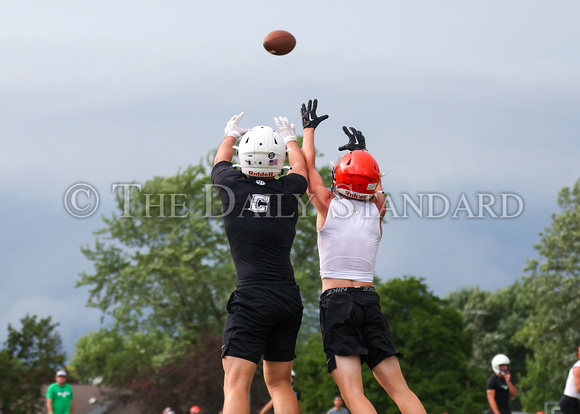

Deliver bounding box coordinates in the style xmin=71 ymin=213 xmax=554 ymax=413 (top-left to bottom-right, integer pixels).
xmin=301 ymin=99 xmax=425 ymax=414
xmin=559 ymin=346 xmax=580 ymax=414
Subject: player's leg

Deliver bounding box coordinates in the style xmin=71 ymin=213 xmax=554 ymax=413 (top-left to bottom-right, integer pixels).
xmin=371 ymin=356 xmax=426 ymax=414
xmin=263 ymin=360 xmax=299 ymax=414
xmin=262 ymin=284 xmax=303 ymax=414
xmin=331 ymin=354 xmax=377 ymax=414
xmin=222 ymin=355 xmax=257 ymax=414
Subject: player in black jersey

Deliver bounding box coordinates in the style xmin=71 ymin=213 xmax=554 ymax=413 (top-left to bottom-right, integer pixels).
xmin=212 ymin=112 xmax=307 ymax=414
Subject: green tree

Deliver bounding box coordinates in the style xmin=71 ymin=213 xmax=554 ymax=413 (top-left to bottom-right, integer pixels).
xmin=293 ymin=333 xmax=342 ymax=413
xmin=378 ymin=276 xmax=487 ymax=413
xmin=130 ymin=333 xmax=225 ymax=414
xmin=77 ymin=160 xmax=236 ymax=347
xmin=445 ymin=283 xmax=532 ymax=374
xmin=0 ymin=350 xmax=24 ymax=414
xmin=0 ymin=314 xmax=66 ymax=414
xmin=70 ymin=328 xmax=170 ymax=386
xmin=70 ymin=328 xmax=123 ymax=383
xmin=513 ymin=179 xmax=580 ymax=411
xmin=446 ymin=284 xmax=531 ymax=411
xmin=77 ymin=152 xmax=323 ymax=344
xmin=445 ymin=285 xmax=493 ymax=369
xmin=73 ymin=158 xmax=236 ymax=405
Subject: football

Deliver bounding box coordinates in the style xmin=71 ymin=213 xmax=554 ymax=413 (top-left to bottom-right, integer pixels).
xmin=263 ymin=30 xmax=296 ymax=56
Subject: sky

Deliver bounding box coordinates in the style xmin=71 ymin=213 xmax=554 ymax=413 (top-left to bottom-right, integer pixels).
xmin=2 ymin=1 xmax=579 ymax=359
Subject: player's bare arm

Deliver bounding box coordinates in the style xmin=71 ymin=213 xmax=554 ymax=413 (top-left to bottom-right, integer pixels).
xmin=300 ymin=99 xmax=332 ymax=219
xmin=302 ymin=127 xmax=332 ymax=211
xmin=275 ymin=116 xmax=307 ymax=180
xmin=486 ymin=390 xmax=500 ymax=414
xmin=373 ymin=180 xmax=387 ymax=220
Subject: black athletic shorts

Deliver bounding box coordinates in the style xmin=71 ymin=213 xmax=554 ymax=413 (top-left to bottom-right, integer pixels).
xmin=222 ymin=281 xmax=303 ymax=364
xmin=560 ymin=395 xmax=580 ymax=414
xmin=320 ymin=286 xmax=403 ymax=372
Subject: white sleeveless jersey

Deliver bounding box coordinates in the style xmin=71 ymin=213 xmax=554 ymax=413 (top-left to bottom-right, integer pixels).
xmin=317 ymin=197 xmax=381 ymax=283
xmin=563 ymin=360 xmax=580 ymax=398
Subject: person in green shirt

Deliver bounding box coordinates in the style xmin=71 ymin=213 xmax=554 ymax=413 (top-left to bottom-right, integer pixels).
xmin=46 ymin=370 xmax=74 ymax=414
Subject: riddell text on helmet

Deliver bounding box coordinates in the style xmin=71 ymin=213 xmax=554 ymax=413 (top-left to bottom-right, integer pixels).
xmin=342 ymin=189 xmax=371 ymax=200
xmin=249 ymin=171 xmax=275 ymax=177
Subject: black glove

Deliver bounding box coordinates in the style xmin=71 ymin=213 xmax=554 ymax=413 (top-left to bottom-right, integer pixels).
xmin=339 ymin=126 xmax=367 ymax=151
xmin=301 ymin=99 xmax=329 ymax=129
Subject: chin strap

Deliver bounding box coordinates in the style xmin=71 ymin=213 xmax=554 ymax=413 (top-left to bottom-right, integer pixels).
xmin=330 ymin=160 xmax=337 ymax=192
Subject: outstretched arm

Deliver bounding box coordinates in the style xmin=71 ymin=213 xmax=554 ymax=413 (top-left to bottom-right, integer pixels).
xmin=372 ymin=180 xmax=387 ymax=220
xmin=215 ymin=136 xmax=236 ymax=165
xmin=302 ymin=128 xmax=332 ymax=214
xmin=300 ymin=99 xmax=332 ymax=223
xmin=287 ymin=140 xmax=307 ymax=179
xmin=275 ymin=116 xmax=307 ymax=179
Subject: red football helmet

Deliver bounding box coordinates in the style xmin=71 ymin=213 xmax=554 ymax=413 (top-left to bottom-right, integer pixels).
xmin=333 ymin=150 xmax=381 ymax=200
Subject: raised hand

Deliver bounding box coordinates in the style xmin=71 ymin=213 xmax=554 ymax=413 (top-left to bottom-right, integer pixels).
xmin=338 ymin=126 xmax=367 ymax=151
xmin=301 ymin=99 xmax=329 ymax=130
xmin=275 ymin=116 xmax=297 ymax=144
xmin=224 ymin=112 xmax=248 ymax=139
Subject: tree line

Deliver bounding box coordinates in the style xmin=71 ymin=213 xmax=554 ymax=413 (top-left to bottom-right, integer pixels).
xmin=2 ymin=152 xmax=578 ymax=413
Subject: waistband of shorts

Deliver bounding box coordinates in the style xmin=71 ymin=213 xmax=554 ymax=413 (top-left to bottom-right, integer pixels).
xmin=237 ymin=279 xmax=298 ymax=288
xmin=321 ymin=286 xmax=375 ymax=298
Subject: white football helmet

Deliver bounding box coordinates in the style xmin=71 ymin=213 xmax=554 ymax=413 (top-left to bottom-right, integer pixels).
xmin=234 ymin=126 xmax=287 ymax=178
xmin=491 ymin=354 xmax=510 ymax=375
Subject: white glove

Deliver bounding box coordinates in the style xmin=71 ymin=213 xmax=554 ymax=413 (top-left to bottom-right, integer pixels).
xmin=224 ymin=112 xmax=249 ymax=139
xmin=274 ymin=116 xmax=297 ymax=145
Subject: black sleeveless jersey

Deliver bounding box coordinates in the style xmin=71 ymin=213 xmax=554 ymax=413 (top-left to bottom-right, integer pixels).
xmin=211 ymin=161 xmax=308 ymax=283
